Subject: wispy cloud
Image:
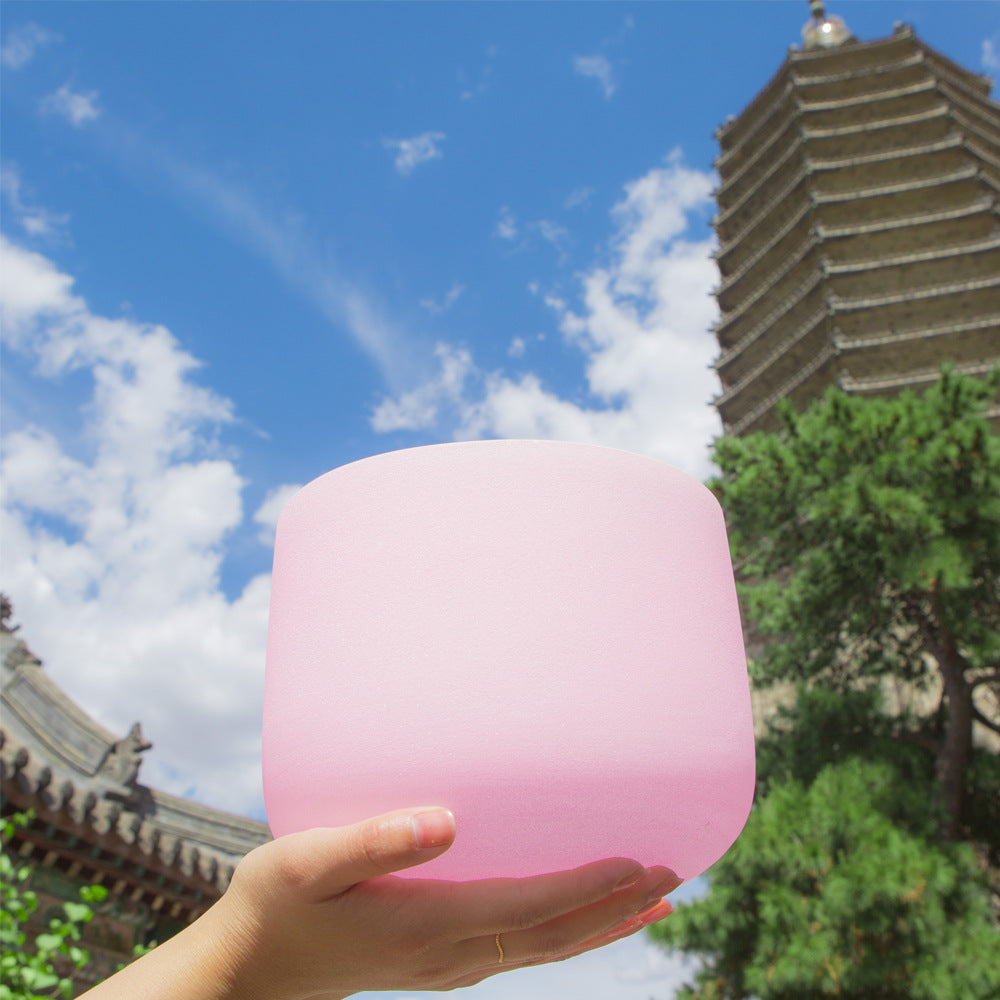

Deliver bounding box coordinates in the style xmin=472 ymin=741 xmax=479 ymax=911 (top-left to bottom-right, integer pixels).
xmin=1 ymin=22 xmax=57 ymax=70
xmin=41 ymin=84 xmax=101 ymax=127
xmin=0 ymin=164 xmax=70 ymax=238
xmin=383 ymin=130 xmax=446 ymax=175
xmin=565 ymin=186 xmax=595 ymax=210
xmin=574 ymin=54 xmax=616 ymax=99
xmin=91 ymin=121 xmax=420 ymax=390
xmin=169 ymin=160 xmax=394 ymax=363
xmin=533 ymin=219 xmax=570 ymax=261
xmin=420 ymin=281 xmax=464 ymax=314
xmin=983 ymin=35 xmax=1000 ymax=72
xmin=459 ymin=43 xmax=499 ymax=101
xmin=495 ymin=209 xmax=570 ymax=260
xmin=496 ymin=206 xmax=518 ymax=241
xmin=614 ymin=941 xmax=699 ymax=987
xmin=28 ymin=87 xmax=424 ymax=390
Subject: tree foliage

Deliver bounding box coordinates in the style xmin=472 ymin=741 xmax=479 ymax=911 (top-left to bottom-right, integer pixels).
xmin=712 ymin=368 xmax=1000 ymax=834
xmin=651 ymin=687 xmax=1000 ymax=998
xmin=0 ymin=812 xmax=107 ymax=1000
xmin=651 ymin=372 xmax=1000 ymax=998
xmin=651 ymin=755 xmax=1000 ymax=999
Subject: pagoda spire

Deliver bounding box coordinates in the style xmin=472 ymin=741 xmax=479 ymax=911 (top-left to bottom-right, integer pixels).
xmin=802 ymin=0 xmax=854 ymax=49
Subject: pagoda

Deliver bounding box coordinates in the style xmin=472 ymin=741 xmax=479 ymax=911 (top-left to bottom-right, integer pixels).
xmin=712 ymin=1 xmax=1000 ymax=435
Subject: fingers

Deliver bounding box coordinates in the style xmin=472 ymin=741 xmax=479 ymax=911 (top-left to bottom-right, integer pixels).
xmin=568 ymin=897 xmax=675 ymax=956
xmin=454 ymin=865 xmax=680 ymax=974
xmin=438 ymin=870 xmax=680 ymax=990
xmin=262 ymin=807 xmax=456 ymax=901
xmin=443 ymin=856 xmax=648 ymax=938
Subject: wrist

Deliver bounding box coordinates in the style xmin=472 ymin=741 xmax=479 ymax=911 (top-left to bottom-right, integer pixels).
xmin=77 ymin=903 xmax=249 ymax=1000
xmin=199 ymin=892 xmax=354 ymax=1000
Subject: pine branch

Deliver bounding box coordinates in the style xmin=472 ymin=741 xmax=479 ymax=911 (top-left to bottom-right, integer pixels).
xmin=971 ymin=704 xmax=1000 ymax=736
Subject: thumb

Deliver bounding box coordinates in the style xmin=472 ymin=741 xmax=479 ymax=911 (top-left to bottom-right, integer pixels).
xmin=267 ymin=807 xmax=456 ymax=901
xmin=339 ymin=807 xmax=456 ymax=884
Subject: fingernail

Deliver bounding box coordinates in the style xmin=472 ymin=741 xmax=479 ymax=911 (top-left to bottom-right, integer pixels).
xmin=660 ymin=868 xmax=683 ymax=894
xmin=411 ymin=809 xmax=455 ymax=849
xmin=639 ymin=899 xmax=674 ymax=926
xmin=647 ymin=868 xmax=682 ymax=898
xmin=612 ymin=916 xmax=645 ymax=937
xmin=638 ymin=869 xmax=682 ymax=909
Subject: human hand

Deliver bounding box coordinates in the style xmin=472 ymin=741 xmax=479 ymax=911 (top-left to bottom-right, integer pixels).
xmin=205 ymin=806 xmax=679 ymax=1000
xmin=80 ymin=806 xmax=678 ymax=1000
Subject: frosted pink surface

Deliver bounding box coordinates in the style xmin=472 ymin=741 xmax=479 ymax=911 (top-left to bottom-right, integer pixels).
xmin=263 ymin=440 xmax=754 ymax=881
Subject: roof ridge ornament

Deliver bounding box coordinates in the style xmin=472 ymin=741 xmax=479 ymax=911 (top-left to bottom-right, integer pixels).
xmin=802 ymin=1 xmax=854 ymax=50
xmin=99 ymin=721 xmax=153 ymax=787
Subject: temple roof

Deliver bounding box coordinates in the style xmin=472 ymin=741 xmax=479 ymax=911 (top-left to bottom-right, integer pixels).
xmin=1 ymin=625 xmax=270 ymax=895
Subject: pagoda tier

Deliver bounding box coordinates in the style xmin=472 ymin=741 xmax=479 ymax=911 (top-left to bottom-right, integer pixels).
xmin=711 ymin=23 xmax=1000 ymax=436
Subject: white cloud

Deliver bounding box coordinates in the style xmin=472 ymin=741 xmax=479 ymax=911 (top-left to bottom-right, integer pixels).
xmin=459 ymin=44 xmax=498 ymax=101
xmin=496 ymin=206 xmax=518 ymax=241
xmin=984 ymin=36 xmax=1000 ymax=72
xmin=420 ymin=282 xmax=464 ymax=314
xmin=0 ymin=235 xmax=77 ymax=341
xmin=370 ymin=342 xmax=475 ymax=432
xmin=574 ymin=54 xmax=616 ymax=98
xmin=1 ymin=165 xmax=70 ymax=238
xmin=565 ymin=186 xmax=595 ymax=210
xmin=533 ymin=219 xmax=570 ymax=261
xmin=41 ymin=84 xmax=101 ymax=127
xmin=496 ymin=210 xmax=569 ymax=258
xmin=375 ymin=152 xmax=723 ymax=481
xmin=508 ymin=337 xmax=526 ymax=359
xmin=615 ymin=940 xmax=699 ymax=986
xmin=375 ymin=932 xmax=696 ymax=1000
xmin=0 ymin=236 xmax=271 ymax=816
xmin=1 ymin=22 xmax=57 ymax=70
xmin=383 ymin=131 xmax=446 ymax=175
xmin=253 ymin=483 xmax=303 ymax=546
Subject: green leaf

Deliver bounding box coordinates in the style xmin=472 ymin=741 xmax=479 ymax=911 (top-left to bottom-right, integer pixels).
xmin=80 ymin=884 xmax=108 ymax=905
xmin=63 ymin=901 xmax=93 ymax=925
xmin=33 ymin=933 xmax=63 ymax=954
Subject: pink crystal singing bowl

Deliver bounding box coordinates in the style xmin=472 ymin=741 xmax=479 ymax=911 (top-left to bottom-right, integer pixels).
xmin=263 ymin=440 xmax=755 ymax=882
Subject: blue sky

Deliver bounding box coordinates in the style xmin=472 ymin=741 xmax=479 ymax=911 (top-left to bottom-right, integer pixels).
xmin=2 ymin=2 xmax=997 ymax=996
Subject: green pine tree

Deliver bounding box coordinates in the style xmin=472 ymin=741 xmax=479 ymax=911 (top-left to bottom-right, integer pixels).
xmin=651 ymin=370 xmax=1000 ymax=998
